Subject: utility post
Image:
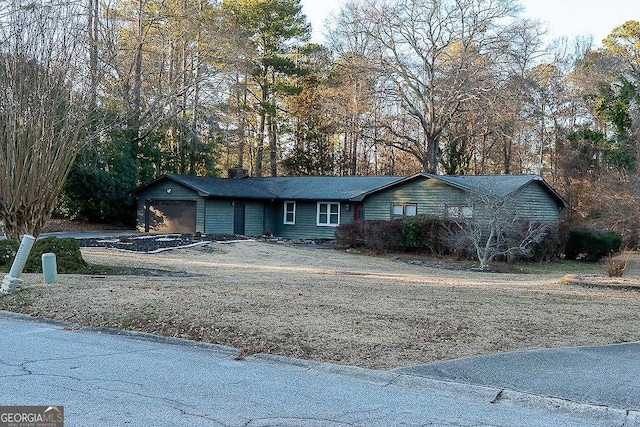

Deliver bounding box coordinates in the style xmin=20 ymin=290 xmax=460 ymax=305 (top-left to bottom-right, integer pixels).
xmin=1 ymin=235 xmax=36 ymax=294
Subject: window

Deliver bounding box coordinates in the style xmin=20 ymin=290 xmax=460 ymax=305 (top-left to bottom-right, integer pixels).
xmin=317 ymin=202 xmax=340 ymax=226
xmin=283 ymin=201 xmax=296 ymax=224
xmin=391 ymin=203 xmax=418 ymax=219
xmin=404 ymin=204 xmax=417 ymax=216
xmin=446 ymin=205 xmax=473 ymax=219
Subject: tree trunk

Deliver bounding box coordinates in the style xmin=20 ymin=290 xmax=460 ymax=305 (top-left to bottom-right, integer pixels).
xmin=255 ymin=111 xmax=265 ymax=177
xmin=503 ymin=137 xmax=512 ymax=174
xmin=425 ymin=135 xmax=438 ymax=174
xmin=88 ymin=0 xmax=99 ymax=109
xmin=236 ymin=72 xmax=247 ymax=168
xmin=350 ymin=126 xmax=357 ymax=175
xmin=133 ymin=1 xmax=143 ymax=115
xmin=190 ymin=68 xmax=200 ymax=174
xmin=268 ymin=111 xmax=277 ymax=176
xmin=268 ymin=70 xmax=278 ymax=176
xmin=128 ymin=0 xmax=144 ymax=175
xmin=179 ymin=39 xmax=189 ymax=174
xmin=190 ymin=4 xmax=202 ymax=175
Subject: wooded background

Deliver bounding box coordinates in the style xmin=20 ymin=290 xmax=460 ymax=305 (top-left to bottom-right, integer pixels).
xmin=1 ymin=0 xmax=639 ymax=244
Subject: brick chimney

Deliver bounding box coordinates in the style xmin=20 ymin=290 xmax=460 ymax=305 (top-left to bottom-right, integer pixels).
xmin=228 ymin=167 xmax=249 ymax=179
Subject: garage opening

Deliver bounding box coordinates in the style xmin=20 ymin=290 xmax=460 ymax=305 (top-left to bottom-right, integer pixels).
xmin=145 ymin=200 xmax=196 ymax=233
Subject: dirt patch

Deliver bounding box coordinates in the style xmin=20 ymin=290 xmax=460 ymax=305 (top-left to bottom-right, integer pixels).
xmin=2 ymin=241 xmax=640 ymax=369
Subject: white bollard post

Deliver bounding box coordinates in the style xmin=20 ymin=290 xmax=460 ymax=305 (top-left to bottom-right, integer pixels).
xmin=42 ymin=253 xmax=58 ymax=284
xmin=1 ymin=234 xmax=36 ymax=294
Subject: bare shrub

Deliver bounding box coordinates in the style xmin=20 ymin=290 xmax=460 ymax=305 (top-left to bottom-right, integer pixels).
xmin=362 ymin=220 xmax=403 ymax=253
xmin=335 ymin=220 xmax=366 ymax=248
xmin=605 ymin=254 xmax=628 ymax=277
xmin=335 ymin=219 xmax=403 ymax=252
xmin=0 ymin=2 xmax=92 ymax=241
xmin=442 ymin=189 xmax=550 ymax=270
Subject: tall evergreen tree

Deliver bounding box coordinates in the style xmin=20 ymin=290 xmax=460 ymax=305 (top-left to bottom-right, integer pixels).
xmin=223 ymin=0 xmax=310 ymax=176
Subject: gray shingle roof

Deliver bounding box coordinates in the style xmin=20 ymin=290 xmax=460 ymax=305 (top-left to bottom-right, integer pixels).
xmin=156 ymin=174 xmax=406 ymax=201
xmin=425 ymin=174 xmax=568 ymax=207
xmin=134 ymin=173 xmax=567 ymax=208
xmin=431 ymin=174 xmax=540 ymax=197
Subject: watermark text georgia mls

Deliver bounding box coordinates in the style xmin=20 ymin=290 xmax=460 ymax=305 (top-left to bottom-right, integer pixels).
xmin=0 ymin=406 xmax=63 ymax=427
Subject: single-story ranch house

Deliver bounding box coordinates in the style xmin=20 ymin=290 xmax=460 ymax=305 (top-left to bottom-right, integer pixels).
xmin=131 ymin=170 xmax=568 ymax=239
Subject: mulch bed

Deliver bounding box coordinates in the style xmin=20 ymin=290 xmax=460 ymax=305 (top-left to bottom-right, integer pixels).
xmin=90 ymin=265 xmax=202 ymax=278
xmin=76 ymin=233 xmax=249 ymax=253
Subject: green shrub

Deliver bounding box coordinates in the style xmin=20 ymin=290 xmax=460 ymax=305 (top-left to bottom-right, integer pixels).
xmin=401 ymin=215 xmax=456 ymax=254
xmin=0 ymin=237 xmax=90 ymax=274
xmin=0 ymin=240 xmax=19 ymax=271
xmin=401 ymin=215 xmax=426 ymax=249
xmin=564 ymin=228 xmax=622 ymax=262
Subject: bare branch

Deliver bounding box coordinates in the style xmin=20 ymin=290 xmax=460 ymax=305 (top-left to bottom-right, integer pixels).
xmin=442 ymin=184 xmax=550 ymax=269
xmin=0 ymin=1 xmax=93 ymax=240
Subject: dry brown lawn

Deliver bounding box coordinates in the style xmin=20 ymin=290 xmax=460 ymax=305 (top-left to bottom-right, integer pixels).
xmin=3 ymin=241 xmax=640 ymax=369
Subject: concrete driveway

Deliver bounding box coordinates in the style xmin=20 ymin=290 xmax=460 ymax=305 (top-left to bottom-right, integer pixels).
xmin=395 ymin=342 xmax=640 ymax=412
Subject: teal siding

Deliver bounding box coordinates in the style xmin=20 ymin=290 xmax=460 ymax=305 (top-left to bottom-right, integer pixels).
xmin=363 ymin=178 xmax=560 ymax=223
xmin=462 ymin=182 xmax=561 ymax=225
xmin=244 ymin=201 xmax=265 ymax=236
xmin=202 ymin=200 xmax=265 ymax=236
xmin=363 ymin=178 xmax=467 ymax=219
xmin=136 ymin=181 xmax=202 ymax=232
xmin=203 ymin=200 xmax=234 ymax=234
xmin=271 ymin=201 xmax=352 ymax=240
xmin=263 ymin=203 xmax=279 ymax=235
xmin=509 ymin=182 xmax=561 ymax=222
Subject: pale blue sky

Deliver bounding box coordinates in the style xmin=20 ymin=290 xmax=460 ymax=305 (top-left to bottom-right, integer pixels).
xmin=301 ymin=0 xmax=640 ymax=46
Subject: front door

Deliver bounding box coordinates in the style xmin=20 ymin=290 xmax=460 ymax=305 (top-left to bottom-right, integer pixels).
xmin=233 ymin=203 xmax=245 ymax=235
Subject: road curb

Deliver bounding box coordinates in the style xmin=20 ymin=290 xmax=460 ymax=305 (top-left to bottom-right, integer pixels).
xmin=255 ymin=352 xmax=640 ymax=424
xmin=82 ymin=326 xmax=241 ymax=357
xmin=494 ymin=388 xmax=640 ymax=426
xmin=0 ymin=310 xmax=77 ymax=328
xmin=3 ymin=310 xmax=638 ymax=425
xmin=253 ymin=353 xmax=399 ymax=386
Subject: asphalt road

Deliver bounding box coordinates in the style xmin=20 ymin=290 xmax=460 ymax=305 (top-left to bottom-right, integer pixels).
xmin=1 ymin=312 xmax=633 ymax=426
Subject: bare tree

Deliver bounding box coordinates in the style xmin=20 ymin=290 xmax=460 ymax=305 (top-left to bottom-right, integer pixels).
xmin=444 ymin=188 xmax=550 ymax=269
xmin=344 ymin=0 xmax=525 ymax=173
xmin=0 ymin=1 xmax=92 ymax=241
xmin=326 ymin=2 xmax=383 ymax=175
